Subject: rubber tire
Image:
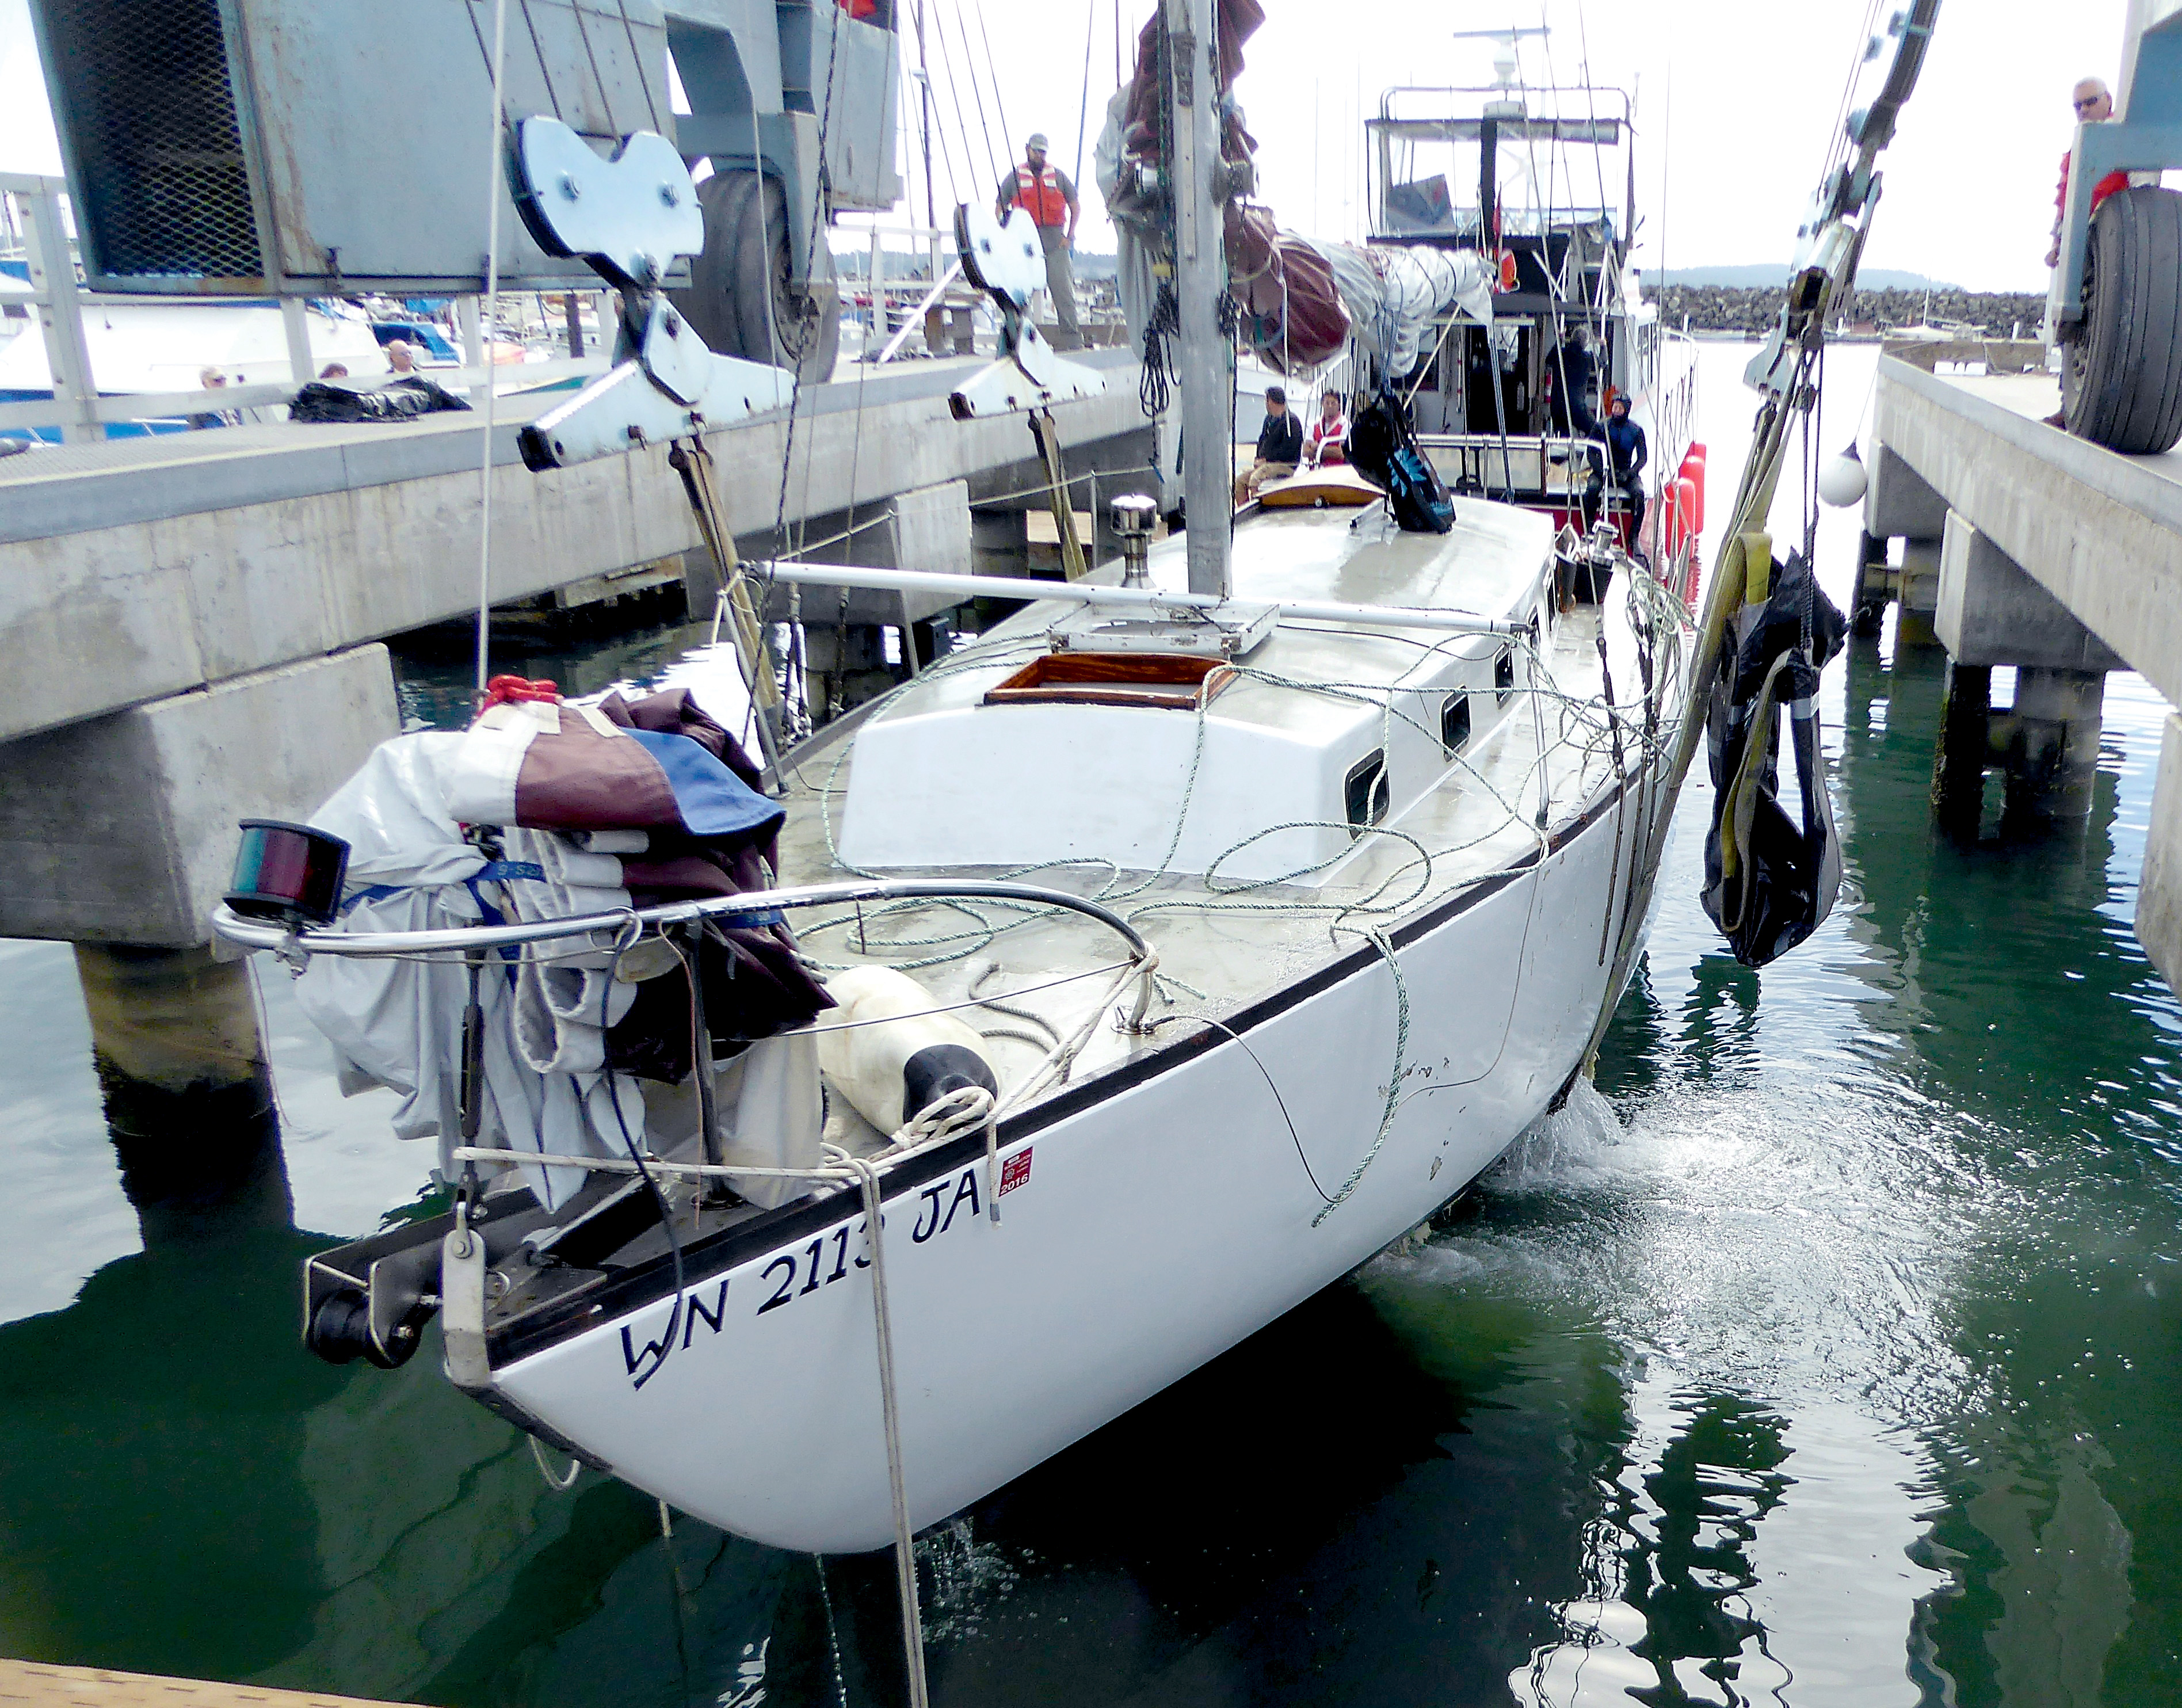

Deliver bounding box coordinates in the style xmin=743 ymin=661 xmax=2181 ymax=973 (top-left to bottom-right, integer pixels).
xmin=2063 ymin=185 xmax=2182 ymax=454
xmin=672 ymin=170 xmax=841 ymax=384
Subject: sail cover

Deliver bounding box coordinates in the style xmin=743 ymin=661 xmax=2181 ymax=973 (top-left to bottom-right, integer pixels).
xmin=1094 ymin=2 xmax=1492 ymax=383
xmin=1222 ymin=204 xmax=1493 ymax=376
xmin=1315 ymin=241 xmax=1494 ymax=378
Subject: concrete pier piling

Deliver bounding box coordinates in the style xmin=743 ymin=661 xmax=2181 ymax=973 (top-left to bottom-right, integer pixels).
xmin=0 ymin=646 xmax=400 ymax=947
xmin=0 ymin=353 xmax=1150 ymax=950
xmin=73 ymin=942 xmax=295 ymax=1243
xmin=1869 ymin=356 xmax=2182 ymax=970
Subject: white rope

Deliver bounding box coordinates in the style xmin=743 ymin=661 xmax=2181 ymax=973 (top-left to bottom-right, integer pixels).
xmin=472 ymin=0 xmax=511 ymax=702
xmin=836 ymin=1143 xmax=933 ymax=1708
xmin=528 ymin=1432 xmax=581 ymax=1491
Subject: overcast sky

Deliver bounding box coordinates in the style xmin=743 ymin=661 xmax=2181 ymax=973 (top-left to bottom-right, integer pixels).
xmin=0 ymin=0 xmax=2133 ymax=292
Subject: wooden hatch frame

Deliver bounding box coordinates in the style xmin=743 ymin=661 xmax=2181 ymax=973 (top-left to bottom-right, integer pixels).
xmin=982 ymin=651 xmax=1239 ymax=711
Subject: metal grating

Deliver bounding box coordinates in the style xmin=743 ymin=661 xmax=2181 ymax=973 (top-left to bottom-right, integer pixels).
xmin=42 ymin=0 xmax=262 ymax=281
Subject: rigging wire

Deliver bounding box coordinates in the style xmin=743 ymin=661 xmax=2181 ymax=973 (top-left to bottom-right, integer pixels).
xmin=972 ymin=0 xmax=1016 ymax=164
xmin=1073 ymin=0 xmax=1097 ymax=195
xmin=951 ymin=3 xmax=1003 ymax=194
xmin=928 ymin=10 xmax=982 ymax=205
xmin=925 ymin=9 xmax=977 ymax=210
xmin=471 ymin=0 xmax=511 ymax=702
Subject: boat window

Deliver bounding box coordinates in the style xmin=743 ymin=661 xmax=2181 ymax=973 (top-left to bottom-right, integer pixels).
xmin=983 ymin=652 xmax=1237 ymax=711
xmin=1495 ymin=649 xmax=1516 ymax=706
xmin=1441 ymin=693 xmax=1473 ymax=753
xmin=1345 ymin=750 xmax=1391 ymax=836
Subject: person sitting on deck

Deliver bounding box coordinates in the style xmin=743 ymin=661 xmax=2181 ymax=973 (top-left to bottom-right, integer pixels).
xmin=1304 ymin=389 xmax=1349 ymax=467
xmin=1234 ymin=384 xmax=1304 ymax=504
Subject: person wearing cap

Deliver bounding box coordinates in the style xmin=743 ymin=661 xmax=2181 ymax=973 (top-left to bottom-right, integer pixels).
xmin=996 ymin=133 xmax=1082 ymax=349
xmin=1233 ymin=385 xmax=1303 ymax=505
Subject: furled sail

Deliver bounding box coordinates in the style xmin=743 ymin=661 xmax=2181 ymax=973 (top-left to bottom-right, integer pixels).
xmin=1093 ymin=8 xmax=1490 ymax=385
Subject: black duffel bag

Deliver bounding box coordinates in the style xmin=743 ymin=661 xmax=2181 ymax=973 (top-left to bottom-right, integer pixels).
xmin=289 ymin=376 xmax=472 ymax=424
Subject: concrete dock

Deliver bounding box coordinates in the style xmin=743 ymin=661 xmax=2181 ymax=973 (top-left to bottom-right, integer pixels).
xmin=0 ymin=351 xmax=1152 ymax=945
xmin=1865 ymin=353 xmax=2182 ymax=986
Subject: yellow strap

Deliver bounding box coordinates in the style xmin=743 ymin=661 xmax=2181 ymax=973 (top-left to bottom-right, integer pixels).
xmin=1741 ymin=531 xmax=1773 ymax=606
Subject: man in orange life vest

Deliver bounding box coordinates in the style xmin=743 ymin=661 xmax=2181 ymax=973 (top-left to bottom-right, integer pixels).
xmin=995 ymin=133 xmax=1082 ymax=350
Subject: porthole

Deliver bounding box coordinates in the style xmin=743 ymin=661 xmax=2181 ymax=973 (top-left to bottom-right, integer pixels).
xmin=1494 ymin=648 xmax=1516 ymax=706
xmin=1345 ymin=750 xmax=1390 ymax=836
xmin=1440 ymin=693 xmax=1472 ymax=754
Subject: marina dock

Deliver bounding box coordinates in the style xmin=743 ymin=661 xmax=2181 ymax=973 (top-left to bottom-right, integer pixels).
xmin=0 ymin=1662 xmax=414 ymax=1708
xmin=1863 ymin=351 xmax=2182 ymax=983
xmin=0 ymin=353 xmax=1151 ymax=946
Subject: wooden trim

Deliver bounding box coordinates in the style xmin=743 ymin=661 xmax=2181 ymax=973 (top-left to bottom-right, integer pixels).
xmin=982 ymin=651 xmax=1237 ymax=711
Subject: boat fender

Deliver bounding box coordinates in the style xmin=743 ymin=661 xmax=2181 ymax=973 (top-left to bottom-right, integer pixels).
xmin=903 ymin=1042 xmax=1000 ymax=1123
xmin=818 ymin=967 xmax=1000 ymax=1134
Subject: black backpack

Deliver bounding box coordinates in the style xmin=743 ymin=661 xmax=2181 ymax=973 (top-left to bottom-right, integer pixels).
xmin=1348 ymin=395 xmax=1454 ymax=534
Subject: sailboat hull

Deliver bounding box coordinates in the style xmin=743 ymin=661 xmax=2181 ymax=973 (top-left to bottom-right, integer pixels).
xmin=490 ymin=763 xmax=1666 ymax=1553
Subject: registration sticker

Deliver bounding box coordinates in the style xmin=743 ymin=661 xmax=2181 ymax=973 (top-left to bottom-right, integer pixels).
xmin=998 ymin=1148 xmax=1033 ymax=1196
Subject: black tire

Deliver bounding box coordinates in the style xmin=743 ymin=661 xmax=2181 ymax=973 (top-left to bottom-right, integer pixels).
xmin=2063 ymin=185 xmax=2182 ymax=454
xmin=672 ymin=170 xmax=841 ymax=384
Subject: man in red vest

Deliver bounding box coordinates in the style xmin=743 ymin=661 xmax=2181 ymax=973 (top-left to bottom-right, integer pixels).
xmin=995 ymin=133 xmax=1082 ymax=349
xmin=2046 ymin=77 xmax=2130 ymax=270
xmin=2043 ymin=76 xmax=2133 ymax=426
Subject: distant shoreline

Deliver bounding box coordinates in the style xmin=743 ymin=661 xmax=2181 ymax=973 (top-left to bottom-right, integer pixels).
xmin=1642 ymin=283 xmax=2046 ymax=338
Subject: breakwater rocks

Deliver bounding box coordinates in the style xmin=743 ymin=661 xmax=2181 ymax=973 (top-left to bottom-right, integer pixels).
xmin=1642 ymin=284 xmax=2047 ymax=338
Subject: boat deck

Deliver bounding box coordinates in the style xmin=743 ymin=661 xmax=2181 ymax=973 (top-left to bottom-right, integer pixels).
xmin=755 ymin=498 xmax=1681 ymax=1143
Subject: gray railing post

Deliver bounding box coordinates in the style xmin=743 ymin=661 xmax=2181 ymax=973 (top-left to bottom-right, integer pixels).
xmin=15 ymin=177 xmax=100 ymax=444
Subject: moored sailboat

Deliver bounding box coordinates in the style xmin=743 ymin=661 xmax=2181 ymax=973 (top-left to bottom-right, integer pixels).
xmin=212 ymin=0 xmax=1937 ymax=1642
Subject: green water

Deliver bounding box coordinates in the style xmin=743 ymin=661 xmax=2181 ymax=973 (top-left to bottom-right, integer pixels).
xmin=4 ymin=345 xmax=2180 ymax=1704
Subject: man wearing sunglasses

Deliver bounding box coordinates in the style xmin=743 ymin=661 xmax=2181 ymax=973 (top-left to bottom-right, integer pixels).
xmin=2046 ymin=78 xmax=2130 ymax=270
xmin=2043 ymin=77 xmax=2138 ymax=426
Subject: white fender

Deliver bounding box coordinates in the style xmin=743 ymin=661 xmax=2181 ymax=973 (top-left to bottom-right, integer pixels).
xmin=817 ymin=967 xmax=999 ymax=1138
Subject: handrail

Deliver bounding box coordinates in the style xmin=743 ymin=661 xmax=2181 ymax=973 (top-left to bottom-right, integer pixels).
xmin=211 ymin=876 xmax=1153 ymax=964
xmin=755 ymin=560 xmax=1531 ymax=638
xmin=0 ymin=358 xmax=611 ymax=435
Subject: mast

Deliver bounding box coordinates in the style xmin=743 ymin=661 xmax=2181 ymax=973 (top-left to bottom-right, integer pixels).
xmin=915 ymin=0 xmax=936 ymax=234
xmin=1164 ymin=0 xmax=1232 ymax=598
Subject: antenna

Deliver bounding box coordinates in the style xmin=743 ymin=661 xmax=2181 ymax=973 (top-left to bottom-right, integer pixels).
xmin=1451 ymin=25 xmax=1550 ymax=92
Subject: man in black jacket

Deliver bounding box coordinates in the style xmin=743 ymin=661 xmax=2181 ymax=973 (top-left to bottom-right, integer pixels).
xmin=1233 ymin=385 xmax=1304 ymax=505
xmin=1604 ymin=392 xmax=1648 ymax=537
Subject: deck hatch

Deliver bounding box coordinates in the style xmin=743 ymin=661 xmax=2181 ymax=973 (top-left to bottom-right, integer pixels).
xmin=982 ymin=652 xmax=1238 ymax=711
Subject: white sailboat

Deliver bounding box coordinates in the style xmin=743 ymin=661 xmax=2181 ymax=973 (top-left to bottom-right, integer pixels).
xmin=216 ymin=0 xmax=1717 ymax=1578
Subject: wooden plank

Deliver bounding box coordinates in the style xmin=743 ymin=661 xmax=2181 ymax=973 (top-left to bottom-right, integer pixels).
xmin=0 ymin=1661 xmax=418 ymax=1708
xmin=1024 ymin=509 xmax=1093 ymax=545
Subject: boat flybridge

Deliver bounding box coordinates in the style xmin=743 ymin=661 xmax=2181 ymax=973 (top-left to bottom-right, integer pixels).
xmin=1365 ymin=70 xmax=1698 ymax=559
xmin=209 ymin=1 xmax=1694 ymax=1642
